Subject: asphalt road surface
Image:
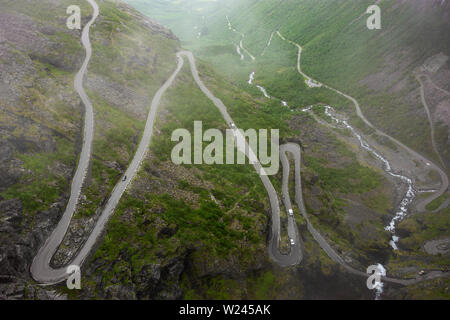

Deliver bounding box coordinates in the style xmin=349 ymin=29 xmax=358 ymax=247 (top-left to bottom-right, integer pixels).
xmin=416 ymin=74 xmax=446 ymax=169
xmin=279 ymin=144 xmax=450 ymax=285
xmin=31 ymin=7 xmax=448 ymax=285
xmin=179 ymin=51 xmax=301 ymax=267
xmin=31 ymin=47 xmax=303 ymax=283
xmin=276 ymin=31 xmax=448 ymax=214
xmin=31 ymin=0 xmax=100 ymax=284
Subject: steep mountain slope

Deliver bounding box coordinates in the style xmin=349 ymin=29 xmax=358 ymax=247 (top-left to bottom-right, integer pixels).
xmin=1 ymin=0 xmax=448 ymax=300
xmin=1 ymin=0 xmax=398 ymax=300
xmin=130 ymin=0 xmax=449 ymax=167
xmin=76 ymin=56 xmax=389 ymax=300
xmin=124 ymin=0 xmax=450 ymax=299
xmin=0 ymin=0 xmax=178 ymax=299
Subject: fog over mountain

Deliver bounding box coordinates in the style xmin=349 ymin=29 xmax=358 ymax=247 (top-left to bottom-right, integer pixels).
xmin=0 ymin=0 xmax=448 ymax=302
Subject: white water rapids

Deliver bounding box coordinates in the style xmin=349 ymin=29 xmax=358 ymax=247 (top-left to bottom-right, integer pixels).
xmin=256 ymin=85 xmax=270 ymax=98
xmin=229 ymin=19 xmax=448 ymax=298
xmin=248 ymin=72 xmax=270 ymax=98
xmin=374 ymin=264 xmax=387 ymax=300
xmin=304 ymin=105 xmax=417 ymax=298
xmin=248 ymin=71 xmax=255 ymax=84
xmin=248 ymin=72 xmax=291 ymax=106
xmin=235 ymin=44 xmax=244 ymax=60
xmin=321 ymin=106 xmax=416 ymax=250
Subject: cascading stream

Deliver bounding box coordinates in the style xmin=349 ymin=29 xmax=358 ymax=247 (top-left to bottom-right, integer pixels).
xmin=321 ymin=106 xmax=416 ymax=250
xmin=232 ymin=20 xmax=449 ymax=300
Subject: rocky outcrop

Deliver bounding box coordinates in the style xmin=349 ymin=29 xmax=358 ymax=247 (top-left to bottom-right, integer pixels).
xmin=83 ymin=252 xmax=186 ymax=300
xmin=0 ymin=197 xmax=68 ymax=299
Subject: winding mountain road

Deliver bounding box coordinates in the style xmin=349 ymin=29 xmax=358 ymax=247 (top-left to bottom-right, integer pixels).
xmin=426 ymin=75 xmax=450 ymax=96
xmin=31 ymin=3 xmax=447 ymax=287
xmin=32 ymin=54 xmax=184 ymax=282
xmin=180 ymin=50 xmax=449 ymax=285
xmin=179 ymin=51 xmax=300 ymax=267
xmin=31 ymin=0 xmax=99 ymax=284
xmin=270 ymin=31 xmax=450 ymax=286
xmin=416 ymin=74 xmax=446 ymax=169
xmin=226 ymin=15 xmax=255 ymax=61
xmin=416 ymin=74 xmax=449 ymax=213
xmin=31 ymin=41 xmax=302 ymax=282
xmin=276 ymin=31 xmax=448 ymax=214
xmin=32 ymin=0 xmax=187 ymax=283
xmin=280 ymin=143 xmax=450 ymax=286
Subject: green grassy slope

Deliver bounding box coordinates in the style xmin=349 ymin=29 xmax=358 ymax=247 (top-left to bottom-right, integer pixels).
xmin=0 ymin=0 xmax=179 ymax=297
xmin=73 ymin=60 xmax=395 ymax=299
xmin=2 ymin=0 xmax=448 ymax=300
xmin=121 ymin=0 xmax=450 ymax=299
xmin=128 ymin=0 xmax=449 ymax=166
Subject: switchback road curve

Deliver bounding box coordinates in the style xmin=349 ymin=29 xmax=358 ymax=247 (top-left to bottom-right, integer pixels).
xmin=280 ymin=143 xmax=450 ymax=286
xmin=31 ymin=46 xmax=302 ymax=283
xmin=31 ymin=4 xmax=447 ymax=284
xmin=31 ymin=0 xmax=100 ymax=284
xmin=276 ymin=31 xmax=448 ymax=214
